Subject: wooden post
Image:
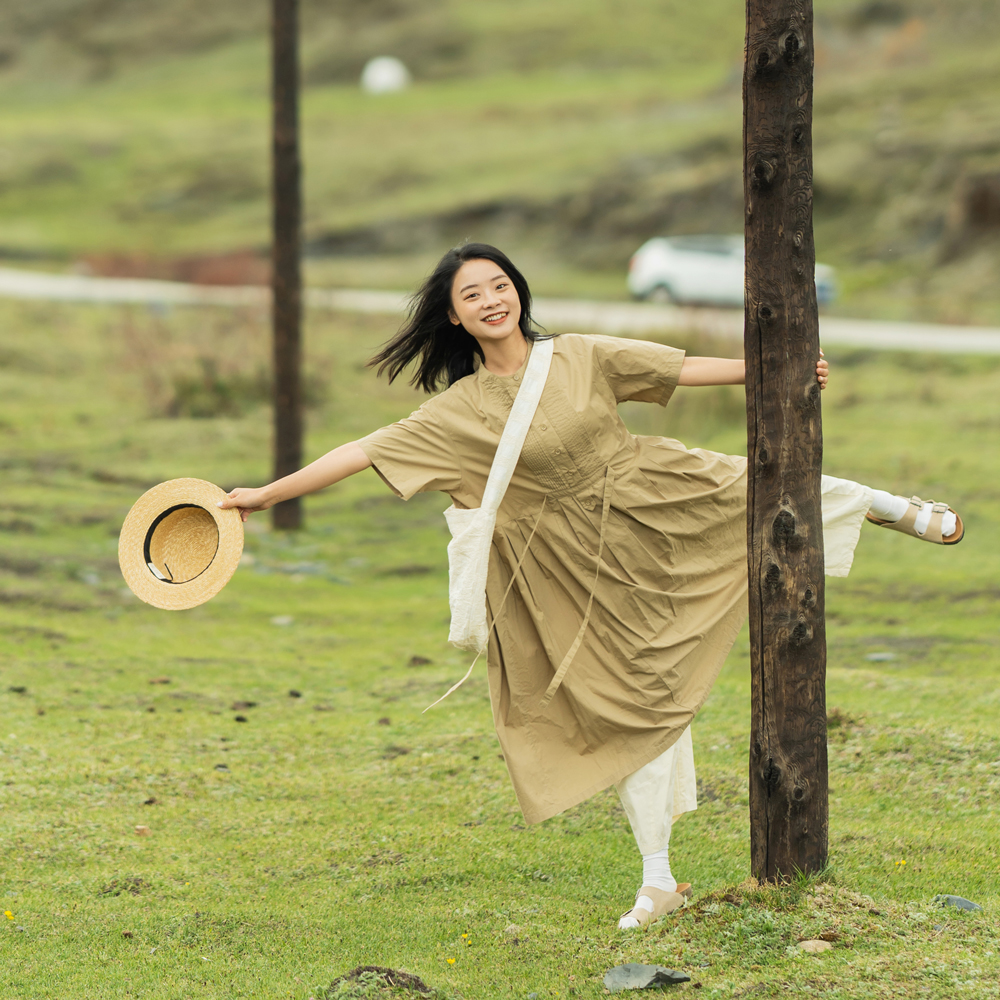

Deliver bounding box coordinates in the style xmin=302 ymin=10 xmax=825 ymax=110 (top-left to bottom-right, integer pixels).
xmin=270 ymin=0 xmax=304 ymax=531
xmin=743 ymin=0 xmax=828 ymax=881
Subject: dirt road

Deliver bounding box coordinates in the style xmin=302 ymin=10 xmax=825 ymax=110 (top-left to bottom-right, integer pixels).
xmin=3 ymin=266 xmax=999 ymax=355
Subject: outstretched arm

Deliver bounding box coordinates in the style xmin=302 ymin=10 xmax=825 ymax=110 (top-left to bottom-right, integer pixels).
xmin=678 ymin=352 xmax=828 ymax=389
xmin=217 ymin=441 xmax=372 ymax=521
xmin=678 ymin=356 xmax=745 ymax=386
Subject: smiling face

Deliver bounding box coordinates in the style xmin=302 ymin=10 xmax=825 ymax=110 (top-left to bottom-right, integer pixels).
xmin=448 ymin=258 xmax=523 ymax=345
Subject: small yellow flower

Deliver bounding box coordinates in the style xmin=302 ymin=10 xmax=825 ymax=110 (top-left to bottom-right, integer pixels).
xmin=447 ymin=958 xmax=456 ymax=965
xmin=461 ymin=933 xmax=469 ymax=939
xmin=4 ymin=911 xmax=13 ymax=920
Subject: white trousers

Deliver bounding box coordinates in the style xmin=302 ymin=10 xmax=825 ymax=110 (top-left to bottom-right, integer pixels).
xmin=819 ymin=474 xmax=875 ymax=578
xmin=615 ymin=726 xmax=698 ymax=856
xmin=614 ymin=475 xmax=875 ymax=855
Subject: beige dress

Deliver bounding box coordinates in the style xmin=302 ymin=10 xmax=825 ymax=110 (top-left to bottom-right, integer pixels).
xmin=359 ymin=333 xmax=753 ymax=825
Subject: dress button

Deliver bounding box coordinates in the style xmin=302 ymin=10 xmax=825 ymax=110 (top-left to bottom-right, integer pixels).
xmin=513 ymin=374 xmax=520 ymax=382
xmin=540 ymin=424 xmax=547 ymax=430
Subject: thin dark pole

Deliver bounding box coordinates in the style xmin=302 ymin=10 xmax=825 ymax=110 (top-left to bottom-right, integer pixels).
xmin=270 ymin=0 xmax=303 ymax=530
xmin=743 ymin=0 xmax=828 ymax=880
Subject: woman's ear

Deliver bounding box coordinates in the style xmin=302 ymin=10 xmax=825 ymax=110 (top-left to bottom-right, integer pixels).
xmin=448 ymin=309 xmax=461 ymax=326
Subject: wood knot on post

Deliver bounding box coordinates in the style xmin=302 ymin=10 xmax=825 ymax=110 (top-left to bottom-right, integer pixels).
xmin=751 ymin=156 xmax=777 ymax=190
xmin=793 ymin=786 xmax=806 ymax=801
xmin=780 ymin=31 xmax=803 ymax=64
xmin=763 ymin=760 xmax=781 ymax=790
xmin=790 ymin=621 xmax=813 ymax=646
xmin=800 ymin=586 xmax=816 ymax=608
xmin=757 ymin=446 xmax=769 ymax=467
xmin=765 ymin=563 xmax=783 ymax=593
xmin=753 ymin=46 xmax=776 ymax=74
xmin=772 ymin=508 xmax=796 ymax=543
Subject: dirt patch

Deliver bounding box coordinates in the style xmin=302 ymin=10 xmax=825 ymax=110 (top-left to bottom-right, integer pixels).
xmin=0 ymin=589 xmax=89 ymax=612
xmin=99 ymin=875 xmax=150 ymax=897
xmin=82 ymin=250 xmax=269 ymax=286
xmin=380 ymin=565 xmax=432 ymax=577
xmin=827 ymin=707 xmax=866 ymax=741
xmin=0 ymin=517 xmax=36 ymax=533
xmin=325 ymin=966 xmax=431 ymax=996
xmin=0 ymin=554 xmax=42 ymax=576
xmin=363 ymin=851 xmax=405 ymax=869
xmin=1 ymin=624 xmax=68 ymax=642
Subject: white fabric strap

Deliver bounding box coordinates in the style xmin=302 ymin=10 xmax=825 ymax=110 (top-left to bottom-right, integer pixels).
xmin=437 ymin=336 xmax=554 ymax=663
xmin=481 ymin=338 xmax=554 ymax=513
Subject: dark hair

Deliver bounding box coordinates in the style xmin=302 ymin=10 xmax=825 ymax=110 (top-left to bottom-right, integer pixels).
xmin=369 ymin=242 xmax=545 ymax=393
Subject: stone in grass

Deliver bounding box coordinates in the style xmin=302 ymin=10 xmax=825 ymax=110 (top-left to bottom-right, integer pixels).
xmin=604 ymin=964 xmax=691 ymax=992
xmin=934 ymin=894 xmax=983 ymax=912
xmin=798 ymin=939 xmax=834 ymax=954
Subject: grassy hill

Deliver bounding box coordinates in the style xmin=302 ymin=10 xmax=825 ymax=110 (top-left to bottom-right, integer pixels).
xmin=2 ymin=296 xmax=999 ymax=997
xmin=0 ymin=0 xmax=999 ymax=321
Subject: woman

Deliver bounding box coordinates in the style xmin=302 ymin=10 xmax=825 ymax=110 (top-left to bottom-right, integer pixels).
xmin=220 ymin=243 xmax=963 ymax=930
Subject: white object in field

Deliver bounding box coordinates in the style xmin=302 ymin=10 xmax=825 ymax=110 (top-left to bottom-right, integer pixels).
xmin=627 ymin=234 xmax=837 ymax=307
xmin=360 ymin=56 xmax=411 ymax=94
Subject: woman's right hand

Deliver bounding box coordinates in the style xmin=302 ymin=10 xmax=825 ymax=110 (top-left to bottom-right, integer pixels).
xmin=214 ymin=442 xmax=372 ymax=522
xmin=218 ymin=487 xmax=275 ymax=522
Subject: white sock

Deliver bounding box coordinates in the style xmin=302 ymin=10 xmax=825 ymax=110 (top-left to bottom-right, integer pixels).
xmin=868 ymin=489 xmax=957 ymax=539
xmin=868 ymin=490 xmax=908 ymax=523
xmin=618 ymin=847 xmax=676 ymax=930
xmin=640 ymin=846 xmax=676 ymax=893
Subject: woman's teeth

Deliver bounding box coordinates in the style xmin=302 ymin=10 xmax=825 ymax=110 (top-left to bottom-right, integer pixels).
xmin=483 ymin=312 xmax=507 ymax=323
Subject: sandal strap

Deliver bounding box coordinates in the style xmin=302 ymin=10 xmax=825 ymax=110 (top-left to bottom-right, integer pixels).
xmin=915 ymin=497 xmax=955 ymax=544
xmin=883 ymin=496 xmax=922 ymax=536
xmin=921 ymin=503 xmax=948 ymax=544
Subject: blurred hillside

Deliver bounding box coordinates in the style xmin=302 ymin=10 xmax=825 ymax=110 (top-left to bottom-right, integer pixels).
xmin=0 ymin=0 xmax=999 ymax=321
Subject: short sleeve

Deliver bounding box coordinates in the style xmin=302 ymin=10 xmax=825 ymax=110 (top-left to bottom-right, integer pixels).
xmin=591 ymin=335 xmax=686 ymax=406
xmin=357 ymin=403 xmax=462 ymax=501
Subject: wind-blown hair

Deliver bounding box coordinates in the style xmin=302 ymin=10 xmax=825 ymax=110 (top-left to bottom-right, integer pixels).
xmin=369 ymin=242 xmax=545 ymax=393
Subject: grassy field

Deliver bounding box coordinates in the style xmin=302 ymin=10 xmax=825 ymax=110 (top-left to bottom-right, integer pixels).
xmin=1 ymin=298 xmax=999 ymax=998
xmin=1 ymin=0 xmax=1000 ymax=322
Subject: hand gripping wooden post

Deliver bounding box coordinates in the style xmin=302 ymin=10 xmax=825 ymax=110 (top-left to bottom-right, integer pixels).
xmin=271 ymin=0 xmax=304 ymax=530
xmin=743 ymin=0 xmax=829 ymax=880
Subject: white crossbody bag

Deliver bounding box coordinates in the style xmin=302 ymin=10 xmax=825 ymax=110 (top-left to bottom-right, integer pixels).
xmin=443 ymin=337 xmax=554 ymax=653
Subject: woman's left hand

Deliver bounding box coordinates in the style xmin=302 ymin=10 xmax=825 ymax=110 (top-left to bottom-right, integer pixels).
xmin=816 ymin=350 xmax=828 ymax=390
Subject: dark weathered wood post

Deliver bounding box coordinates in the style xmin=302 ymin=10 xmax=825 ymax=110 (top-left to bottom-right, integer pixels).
xmin=743 ymin=0 xmax=828 ymax=880
xmin=270 ymin=0 xmax=303 ymax=530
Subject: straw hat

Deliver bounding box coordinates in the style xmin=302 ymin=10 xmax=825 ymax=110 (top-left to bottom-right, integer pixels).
xmin=119 ymin=478 xmax=244 ymax=610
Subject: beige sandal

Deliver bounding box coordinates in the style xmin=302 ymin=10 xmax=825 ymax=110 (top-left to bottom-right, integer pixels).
xmin=866 ymin=495 xmax=964 ymax=545
xmin=618 ymin=883 xmax=692 ymax=929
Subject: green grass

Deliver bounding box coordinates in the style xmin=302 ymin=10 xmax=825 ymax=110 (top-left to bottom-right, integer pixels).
xmin=1 ymin=299 xmax=999 ymax=997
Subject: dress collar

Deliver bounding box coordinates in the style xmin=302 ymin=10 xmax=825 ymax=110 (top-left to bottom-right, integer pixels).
xmin=474 ymin=338 xmax=534 ymax=384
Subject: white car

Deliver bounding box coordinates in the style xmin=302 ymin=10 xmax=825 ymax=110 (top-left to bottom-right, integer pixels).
xmin=627 ymin=235 xmax=837 ymax=306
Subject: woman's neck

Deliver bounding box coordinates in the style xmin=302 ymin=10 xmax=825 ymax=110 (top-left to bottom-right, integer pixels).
xmin=478 ymin=332 xmax=529 ymax=377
